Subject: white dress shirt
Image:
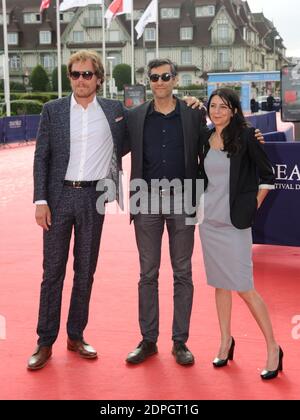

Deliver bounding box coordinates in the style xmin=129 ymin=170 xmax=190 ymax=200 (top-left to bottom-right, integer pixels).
xmin=65 ymin=94 xmax=113 ymax=181
xmin=36 ymin=94 xmax=114 ymax=205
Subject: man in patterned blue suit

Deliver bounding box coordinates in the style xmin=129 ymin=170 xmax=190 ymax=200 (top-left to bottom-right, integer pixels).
xmin=28 ymin=50 xmax=128 ymax=370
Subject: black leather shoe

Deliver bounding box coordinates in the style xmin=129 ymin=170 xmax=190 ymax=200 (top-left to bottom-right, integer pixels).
xmin=261 ymin=346 xmax=283 ymax=380
xmin=213 ymin=337 xmax=235 ymax=368
xmin=126 ymin=341 xmax=158 ymax=364
xmin=172 ymin=341 xmax=194 ymax=365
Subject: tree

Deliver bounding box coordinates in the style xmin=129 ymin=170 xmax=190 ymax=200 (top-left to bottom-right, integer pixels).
xmin=30 ymin=65 xmax=49 ymax=92
xmin=52 ymin=65 xmax=71 ymax=92
xmin=112 ymin=64 xmax=132 ymax=91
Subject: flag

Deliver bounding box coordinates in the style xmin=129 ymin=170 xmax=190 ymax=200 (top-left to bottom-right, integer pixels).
xmin=135 ymin=0 xmax=157 ymax=39
xmin=40 ymin=0 xmax=51 ymax=12
xmin=105 ymin=0 xmax=132 ymax=28
xmin=60 ymin=0 xmax=102 ymax=12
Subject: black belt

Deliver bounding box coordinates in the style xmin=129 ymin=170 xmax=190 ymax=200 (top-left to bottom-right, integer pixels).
xmin=63 ymin=180 xmax=99 ymax=188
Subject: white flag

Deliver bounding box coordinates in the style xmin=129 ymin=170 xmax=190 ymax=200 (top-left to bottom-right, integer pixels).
xmin=105 ymin=0 xmax=132 ymax=29
xmin=60 ymin=0 xmax=102 ymax=12
xmin=135 ymin=0 xmax=157 ymax=39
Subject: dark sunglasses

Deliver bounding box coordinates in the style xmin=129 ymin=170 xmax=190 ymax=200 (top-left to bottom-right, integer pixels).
xmin=69 ymin=71 xmax=95 ymax=80
xmin=149 ymin=72 xmax=174 ymax=83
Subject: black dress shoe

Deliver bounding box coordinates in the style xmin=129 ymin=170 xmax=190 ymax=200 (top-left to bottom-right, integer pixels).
xmin=261 ymin=346 xmax=283 ymax=380
xmin=213 ymin=337 xmax=235 ymax=368
xmin=126 ymin=341 xmax=158 ymax=364
xmin=172 ymin=341 xmax=194 ymax=365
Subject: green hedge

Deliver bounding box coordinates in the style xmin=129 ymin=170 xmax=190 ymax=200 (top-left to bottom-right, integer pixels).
xmin=2 ymin=100 xmax=43 ymax=116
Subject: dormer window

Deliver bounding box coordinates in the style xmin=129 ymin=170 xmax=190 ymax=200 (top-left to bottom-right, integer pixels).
xmin=195 ymin=5 xmax=215 ymax=17
xmin=24 ymin=13 xmax=41 ymax=24
xmin=180 ymin=27 xmax=193 ymax=41
xmin=161 ymin=8 xmax=180 ymax=19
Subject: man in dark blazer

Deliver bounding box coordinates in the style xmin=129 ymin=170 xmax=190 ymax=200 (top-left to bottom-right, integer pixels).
xmin=125 ymin=59 xmax=208 ymax=365
xmin=28 ymin=50 xmax=128 ymax=370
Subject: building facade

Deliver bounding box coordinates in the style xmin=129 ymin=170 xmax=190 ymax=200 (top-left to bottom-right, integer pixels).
xmin=0 ymin=0 xmax=289 ymax=88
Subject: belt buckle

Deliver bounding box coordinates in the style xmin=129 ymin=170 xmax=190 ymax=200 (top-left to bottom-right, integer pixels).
xmin=73 ymin=181 xmax=82 ymax=189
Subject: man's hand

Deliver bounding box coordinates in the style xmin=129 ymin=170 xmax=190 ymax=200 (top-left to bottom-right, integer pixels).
xmin=183 ymin=96 xmax=204 ymax=110
xmin=254 ymin=128 xmax=265 ymax=144
xmin=35 ymin=204 xmax=52 ymax=231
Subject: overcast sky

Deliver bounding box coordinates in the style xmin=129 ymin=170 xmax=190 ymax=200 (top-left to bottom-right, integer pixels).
xmin=247 ymin=0 xmax=300 ymax=57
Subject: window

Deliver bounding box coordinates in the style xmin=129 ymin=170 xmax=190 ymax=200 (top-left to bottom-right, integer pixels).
xmin=84 ymin=8 xmax=102 ymax=26
xmin=217 ymin=24 xmax=229 ymax=43
xmin=217 ymin=49 xmax=230 ymax=68
xmin=39 ymin=31 xmax=51 ymax=45
xmin=9 ymin=55 xmax=21 ymax=70
xmin=180 ymin=27 xmax=193 ymax=41
xmin=161 ymin=8 xmax=180 ymax=19
xmin=7 ymin=32 xmax=18 ymax=45
xmin=0 ymin=14 xmax=10 ymax=25
xmin=181 ymin=74 xmax=192 ymax=87
xmin=41 ymin=54 xmax=55 ymax=70
xmin=146 ymin=50 xmax=156 ymax=65
xmin=60 ymin=12 xmax=75 ymax=22
xmin=108 ymin=30 xmax=120 ymax=42
xmin=144 ymin=28 xmax=156 ymax=41
xmin=181 ymin=49 xmax=192 ymax=65
xmin=24 ymin=13 xmax=41 ymax=24
xmin=73 ymin=31 xmax=84 ymax=43
xmin=107 ymin=52 xmax=122 ymax=67
xmin=195 ymin=5 xmax=215 ymax=17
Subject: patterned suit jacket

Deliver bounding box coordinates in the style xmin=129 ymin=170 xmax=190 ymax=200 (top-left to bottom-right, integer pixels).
xmin=33 ymin=95 xmax=128 ymax=210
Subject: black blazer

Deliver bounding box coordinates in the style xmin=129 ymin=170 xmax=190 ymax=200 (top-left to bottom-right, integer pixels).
xmin=199 ymin=126 xmax=275 ymax=229
xmin=126 ymin=99 xmax=208 ymax=219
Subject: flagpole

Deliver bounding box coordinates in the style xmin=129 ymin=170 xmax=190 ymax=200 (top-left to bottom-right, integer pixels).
xmin=2 ymin=0 xmax=11 ymax=116
xmin=102 ymin=1 xmax=107 ymax=98
xmin=56 ymin=0 xmax=62 ymax=98
xmin=156 ymin=0 xmax=159 ymax=57
xmin=130 ymin=2 xmax=134 ymax=85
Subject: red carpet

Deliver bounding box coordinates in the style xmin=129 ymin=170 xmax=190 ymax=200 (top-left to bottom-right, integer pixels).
xmin=0 ymin=144 xmax=299 ymax=400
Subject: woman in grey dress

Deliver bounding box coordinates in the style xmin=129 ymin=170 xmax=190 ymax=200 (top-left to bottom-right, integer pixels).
xmin=199 ymin=88 xmax=283 ymax=380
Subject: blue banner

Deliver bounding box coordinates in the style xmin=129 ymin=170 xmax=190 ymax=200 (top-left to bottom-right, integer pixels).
xmin=26 ymin=115 xmax=40 ymax=140
xmin=253 ymin=142 xmax=300 ymax=246
xmin=4 ymin=116 xmax=26 ymax=142
xmin=0 ymin=117 xmax=3 ymax=144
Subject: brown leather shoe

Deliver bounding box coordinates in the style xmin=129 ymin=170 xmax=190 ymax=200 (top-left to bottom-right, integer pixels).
xmin=67 ymin=338 xmax=97 ymax=359
xmin=27 ymin=346 xmax=52 ymax=371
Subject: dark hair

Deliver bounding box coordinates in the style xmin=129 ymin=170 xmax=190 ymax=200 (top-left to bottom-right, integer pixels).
xmin=147 ymin=58 xmax=178 ymax=77
xmin=207 ymin=88 xmax=249 ymax=157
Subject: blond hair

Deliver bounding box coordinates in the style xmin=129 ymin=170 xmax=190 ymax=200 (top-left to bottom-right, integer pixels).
xmin=68 ymin=50 xmax=105 ymax=83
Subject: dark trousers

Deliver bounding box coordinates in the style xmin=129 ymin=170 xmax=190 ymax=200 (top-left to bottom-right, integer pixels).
xmin=37 ymin=187 xmax=105 ymax=346
xmin=133 ymin=195 xmax=195 ymax=343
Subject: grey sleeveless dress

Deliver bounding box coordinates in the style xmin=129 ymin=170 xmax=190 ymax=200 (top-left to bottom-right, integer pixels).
xmin=199 ymin=148 xmax=254 ymax=292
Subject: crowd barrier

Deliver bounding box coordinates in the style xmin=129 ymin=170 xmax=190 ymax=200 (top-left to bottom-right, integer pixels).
xmin=0 ymin=115 xmax=41 ymax=144
xmin=252 ymin=142 xmax=300 ymax=247
xmin=246 ymin=111 xmax=277 ymax=134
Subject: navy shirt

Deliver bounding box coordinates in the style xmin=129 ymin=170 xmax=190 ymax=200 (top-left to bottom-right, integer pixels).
xmin=143 ymin=99 xmax=185 ymax=184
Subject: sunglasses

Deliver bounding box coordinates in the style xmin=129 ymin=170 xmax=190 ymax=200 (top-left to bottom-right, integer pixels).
xmin=69 ymin=71 xmax=95 ymax=80
xmin=149 ymin=72 xmax=174 ymax=83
